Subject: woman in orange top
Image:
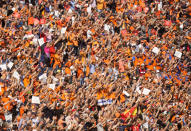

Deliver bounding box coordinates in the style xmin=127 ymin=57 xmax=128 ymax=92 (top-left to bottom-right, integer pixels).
xmin=1 ymin=92 xmax=12 ymax=111
xmin=65 ymin=67 xmax=71 ymax=75
xmin=77 ymin=67 xmax=83 ymax=78
xmin=23 ymin=75 xmax=31 ymax=87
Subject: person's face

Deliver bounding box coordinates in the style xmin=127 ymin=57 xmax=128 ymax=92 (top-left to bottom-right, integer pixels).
xmin=23 ymin=113 xmax=27 ymax=119
xmin=27 ymin=111 xmax=32 ymax=117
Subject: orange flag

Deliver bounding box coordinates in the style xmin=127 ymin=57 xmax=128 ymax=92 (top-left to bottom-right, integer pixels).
xmin=121 ymin=106 xmax=136 ymax=121
xmin=28 ymin=17 xmax=34 ymax=25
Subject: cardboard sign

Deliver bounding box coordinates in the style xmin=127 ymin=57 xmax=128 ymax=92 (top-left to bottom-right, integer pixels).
xmin=97 ymin=99 xmax=112 ymax=106
xmin=72 ymin=16 xmax=75 ymax=24
xmin=158 ymin=2 xmax=162 ymax=11
xmin=143 ymin=122 xmax=149 ymax=128
xmin=38 ymin=38 xmax=45 ymax=46
xmin=54 ymin=10 xmax=60 ymax=17
xmin=152 ymin=47 xmax=160 ymax=54
xmin=33 ymin=38 xmax=38 ymax=44
xmin=87 ymin=30 xmax=92 ymax=38
xmin=7 ymin=62 xmax=14 ymax=69
xmin=39 ymin=73 xmax=47 ymax=80
xmin=51 ymin=76 xmax=58 ymax=83
xmin=0 ymin=64 xmax=7 ymax=70
xmin=136 ymin=86 xmax=141 ymax=94
xmin=174 ymin=51 xmax=182 ymax=58
xmin=180 ymin=23 xmax=183 ymax=29
xmin=13 ymin=71 xmax=20 ymax=80
xmin=142 ymin=88 xmax=151 ymax=95
xmin=32 ymin=96 xmax=40 ymax=104
xmin=4 ymin=114 xmax=12 ymax=122
xmin=23 ymin=34 xmax=34 ymax=39
xmin=104 ymin=24 xmax=110 ymax=33
xmin=68 ymin=9 xmax=72 ymax=14
xmin=61 ymin=27 xmax=67 ymax=34
xmin=123 ymin=90 xmax=130 ymax=97
xmin=87 ymin=5 xmax=92 ymax=15
xmin=48 ymin=84 xmax=55 ymax=90
xmin=12 ymin=7 xmax=16 ymax=11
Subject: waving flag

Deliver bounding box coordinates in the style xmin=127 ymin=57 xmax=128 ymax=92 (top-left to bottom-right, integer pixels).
xmin=121 ymin=106 xmax=137 ymax=121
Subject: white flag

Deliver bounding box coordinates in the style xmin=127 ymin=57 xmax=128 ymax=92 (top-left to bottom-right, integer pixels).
xmin=32 ymin=96 xmax=40 ymax=104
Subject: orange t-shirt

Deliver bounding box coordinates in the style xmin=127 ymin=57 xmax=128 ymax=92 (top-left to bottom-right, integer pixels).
xmin=65 ymin=67 xmax=71 ymax=75
xmin=108 ymin=93 xmax=115 ymax=99
xmin=53 ymin=59 xmax=61 ymax=69
xmin=77 ymin=68 xmax=83 ymax=78
xmin=73 ymin=40 xmax=78 ymax=46
xmin=120 ymin=94 xmax=125 ymax=103
xmin=97 ymin=92 xmax=103 ymax=100
xmin=20 ymin=106 xmax=25 ymax=116
xmin=1 ymin=97 xmax=12 ymax=111
xmin=23 ymin=77 xmax=30 ymax=87
xmin=86 ymin=66 xmax=90 ymax=76
xmin=65 ymin=61 xmax=72 ymax=67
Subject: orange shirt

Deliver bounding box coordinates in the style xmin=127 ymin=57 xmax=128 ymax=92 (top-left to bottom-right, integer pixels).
xmin=73 ymin=40 xmax=78 ymax=46
xmin=77 ymin=68 xmax=83 ymax=78
xmin=20 ymin=106 xmax=25 ymax=117
xmin=86 ymin=65 xmax=90 ymax=76
xmin=67 ymin=41 xmax=73 ymax=46
xmin=97 ymin=92 xmax=103 ymax=100
xmin=19 ymin=92 xmax=25 ymax=103
xmin=65 ymin=61 xmax=72 ymax=67
xmin=65 ymin=67 xmax=71 ymax=75
xmin=1 ymin=97 xmax=12 ymax=111
xmin=120 ymin=94 xmax=125 ymax=103
xmin=107 ymin=93 xmax=115 ymax=100
xmin=138 ymin=58 xmax=144 ymax=65
xmin=53 ymin=59 xmax=61 ymax=69
xmin=23 ymin=77 xmax=30 ymax=87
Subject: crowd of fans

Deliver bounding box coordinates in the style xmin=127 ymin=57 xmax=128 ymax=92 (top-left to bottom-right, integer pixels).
xmin=0 ymin=0 xmax=190 ymax=130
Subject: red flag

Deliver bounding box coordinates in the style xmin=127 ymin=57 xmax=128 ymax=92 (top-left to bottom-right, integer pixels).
xmin=121 ymin=106 xmax=136 ymax=121
xmin=164 ymin=20 xmax=172 ymax=27
xmin=39 ymin=19 xmax=46 ymax=24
